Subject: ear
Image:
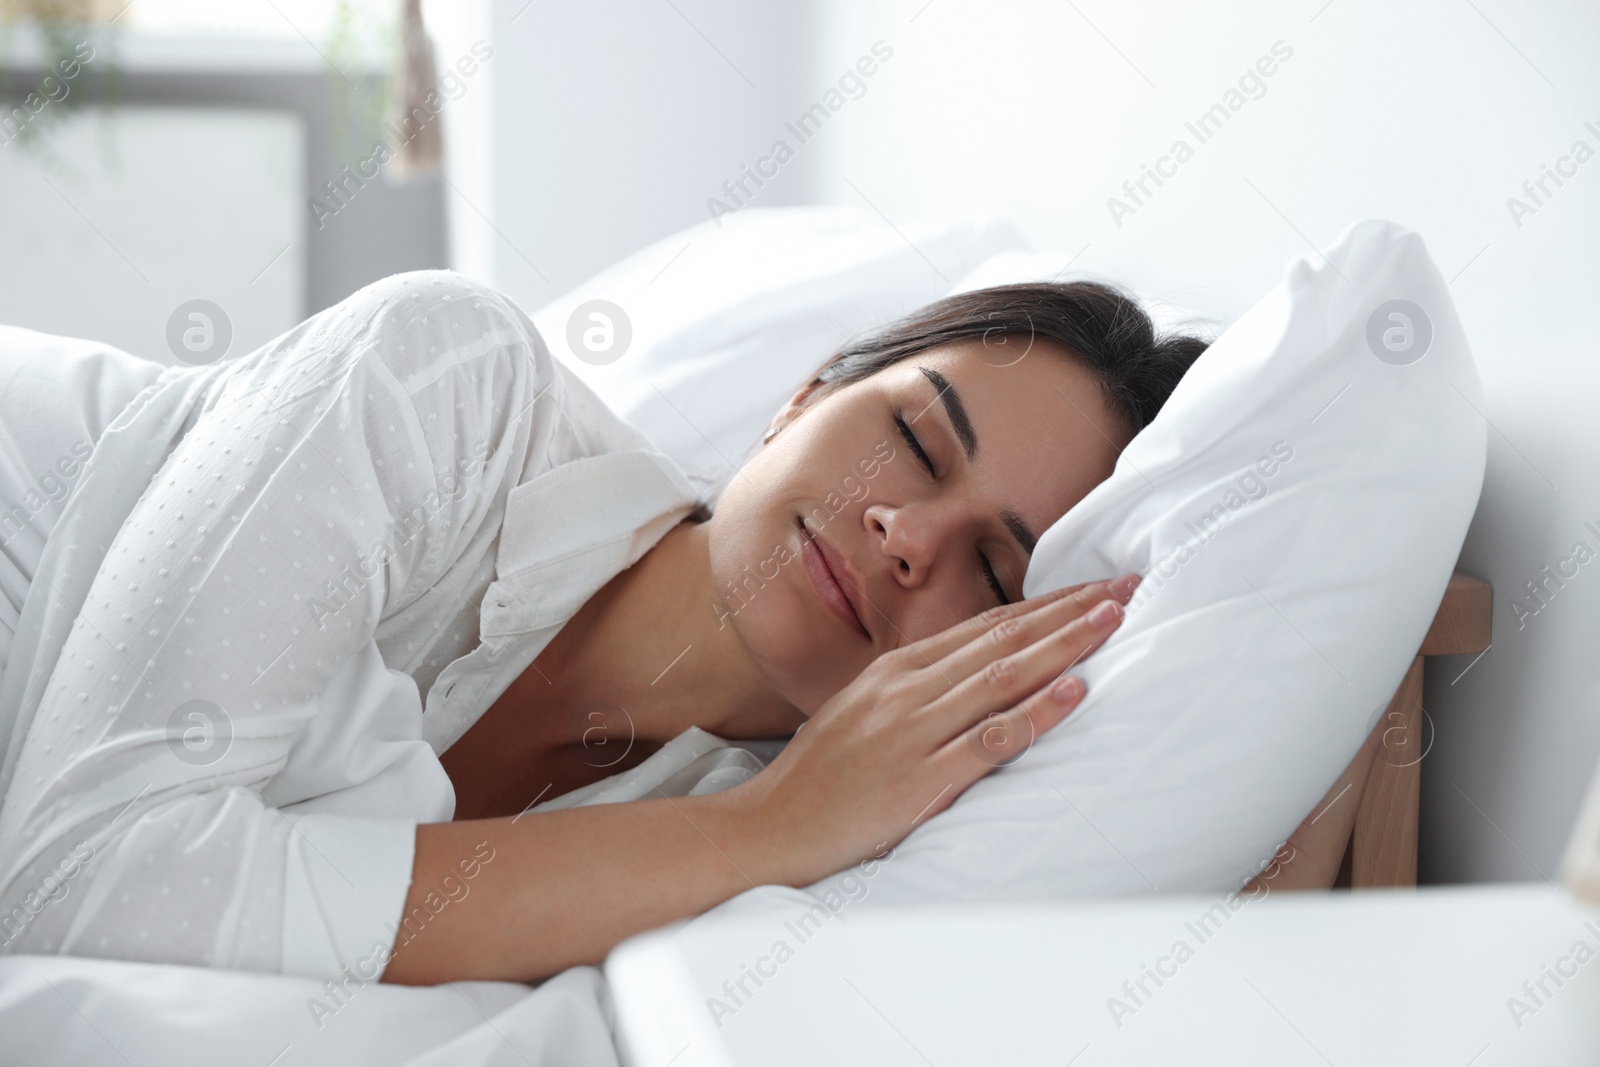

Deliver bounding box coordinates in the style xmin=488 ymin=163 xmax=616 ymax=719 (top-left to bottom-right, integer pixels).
xmin=763 ymin=378 xmax=824 ymax=443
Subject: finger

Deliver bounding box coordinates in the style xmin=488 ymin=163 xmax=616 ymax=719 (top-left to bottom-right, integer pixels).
xmin=889 ymin=575 xmax=1133 ymax=714
xmin=917 ymin=596 xmax=1123 ymax=739
xmin=924 ymin=675 xmax=1088 ymax=814
xmin=891 ymin=582 xmax=1086 ymax=669
xmin=923 ymin=574 xmax=1137 ymax=694
xmin=895 ymin=573 xmax=1138 ymax=683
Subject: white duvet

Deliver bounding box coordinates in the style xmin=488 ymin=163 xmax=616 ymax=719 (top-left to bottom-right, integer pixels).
xmin=0 ymin=729 xmax=761 ymax=1066
xmin=0 ymin=953 xmax=611 ymax=1067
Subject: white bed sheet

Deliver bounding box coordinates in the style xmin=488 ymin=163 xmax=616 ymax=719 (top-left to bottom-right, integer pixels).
xmin=0 ymin=724 xmax=767 ymax=1065
xmin=0 ymin=954 xmax=613 ymax=1067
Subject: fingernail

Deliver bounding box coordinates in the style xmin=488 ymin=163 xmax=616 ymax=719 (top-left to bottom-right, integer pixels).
xmin=1109 ymin=573 xmax=1142 ymax=599
xmin=1087 ymin=599 xmax=1121 ymax=626
xmin=1050 ymin=675 xmax=1083 ymax=703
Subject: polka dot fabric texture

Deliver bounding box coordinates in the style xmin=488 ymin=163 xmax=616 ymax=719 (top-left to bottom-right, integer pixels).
xmin=0 ymin=272 xmax=697 ymax=977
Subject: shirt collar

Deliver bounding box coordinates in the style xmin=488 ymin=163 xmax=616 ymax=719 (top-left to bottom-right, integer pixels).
xmin=485 ymin=447 xmax=700 ymax=634
xmin=424 ymin=445 xmax=699 ymax=755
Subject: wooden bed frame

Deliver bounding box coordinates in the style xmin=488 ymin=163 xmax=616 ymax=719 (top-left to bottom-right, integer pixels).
xmin=1340 ymin=571 xmax=1493 ymax=887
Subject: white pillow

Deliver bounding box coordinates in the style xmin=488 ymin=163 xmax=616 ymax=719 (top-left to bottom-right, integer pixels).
xmin=702 ymin=218 xmax=1485 ymax=911
xmin=532 ymin=206 xmax=1026 ymax=498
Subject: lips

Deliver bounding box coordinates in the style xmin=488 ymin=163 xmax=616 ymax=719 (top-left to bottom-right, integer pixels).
xmin=797 ymin=518 xmax=870 ymax=640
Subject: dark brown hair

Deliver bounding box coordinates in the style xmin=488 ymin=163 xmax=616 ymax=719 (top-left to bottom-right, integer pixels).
xmin=690 ymin=282 xmax=1209 ymax=518
xmin=803 ymin=281 xmax=1209 ymax=435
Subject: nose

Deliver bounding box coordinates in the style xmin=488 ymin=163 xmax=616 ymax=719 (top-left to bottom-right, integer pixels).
xmin=863 ymin=502 xmax=947 ymax=589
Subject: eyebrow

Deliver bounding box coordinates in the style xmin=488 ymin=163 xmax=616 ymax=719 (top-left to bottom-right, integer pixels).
xmin=917 ymin=367 xmax=977 ymax=460
xmin=1002 ymin=510 xmax=1037 ymax=556
xmin=914 ymin=367 xmax=1037 ymax=558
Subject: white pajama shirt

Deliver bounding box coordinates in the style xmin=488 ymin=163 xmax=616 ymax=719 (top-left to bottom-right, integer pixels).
xmin=0 ymin=272 xmax=702 ymax=979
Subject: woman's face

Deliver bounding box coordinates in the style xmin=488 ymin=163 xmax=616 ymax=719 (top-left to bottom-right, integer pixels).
xmin=708 ymin=338 xmax=1132 ymax=714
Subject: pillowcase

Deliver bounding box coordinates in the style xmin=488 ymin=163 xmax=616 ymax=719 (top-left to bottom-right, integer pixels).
xmin=531 ymin=206 xmax=1026 ymax=499
xmin=703 ymin=218 xmax=1485 ymax=912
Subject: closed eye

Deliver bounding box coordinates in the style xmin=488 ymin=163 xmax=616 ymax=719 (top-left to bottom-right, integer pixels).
xmin=980 ymin=551 xmax=1011 ymax=605
xmin=894 ymin=411 xmax=935 ymax=476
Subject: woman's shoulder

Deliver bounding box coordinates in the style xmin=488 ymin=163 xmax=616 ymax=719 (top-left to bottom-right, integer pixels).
xmin=246 ymin=268 xmax=682 ymax=502
xmin=332 ymin=270 xmax=559 ymax=392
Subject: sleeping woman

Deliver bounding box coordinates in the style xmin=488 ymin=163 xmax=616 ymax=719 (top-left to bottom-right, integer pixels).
xmin=0 ymin=272 xmax=1381 ymax=986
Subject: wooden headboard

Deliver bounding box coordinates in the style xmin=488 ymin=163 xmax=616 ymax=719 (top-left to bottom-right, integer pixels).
xmin=1345 ymin=571 xmax=1492 ymax=887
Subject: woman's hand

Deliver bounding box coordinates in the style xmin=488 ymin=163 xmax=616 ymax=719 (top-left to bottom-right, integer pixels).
xmin=386 ymin=576 xmax=1137 ymax=986
xmin=732 ymin=573 xmax=1140 ymax=886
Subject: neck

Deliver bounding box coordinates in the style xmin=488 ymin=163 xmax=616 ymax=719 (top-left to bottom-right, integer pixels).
xmin=531 ymin=520 xmax=803 ymax=744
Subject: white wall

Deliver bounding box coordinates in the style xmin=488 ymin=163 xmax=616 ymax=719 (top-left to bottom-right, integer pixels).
xmin=460 ymin=0 xmax=815 ymax=309
xmin=806 ymin=0 xmax=1600 ymax=884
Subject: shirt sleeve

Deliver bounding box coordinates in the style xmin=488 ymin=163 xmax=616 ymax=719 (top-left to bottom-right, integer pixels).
xmin=0 ymin=272 xmax=560 ymax=976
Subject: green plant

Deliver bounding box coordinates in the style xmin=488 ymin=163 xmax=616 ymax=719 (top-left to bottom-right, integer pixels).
xmin=323 ymin=0 xmax=396 ymax=173
xmin=0 ymin=0 xmax=121 ymax=169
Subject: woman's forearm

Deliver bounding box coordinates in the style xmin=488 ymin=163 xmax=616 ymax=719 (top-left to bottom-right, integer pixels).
xmin=381 ymin=789 xmax=787 ymax=985
xmin=383 ymin=584 xmax=1130 ymax=985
